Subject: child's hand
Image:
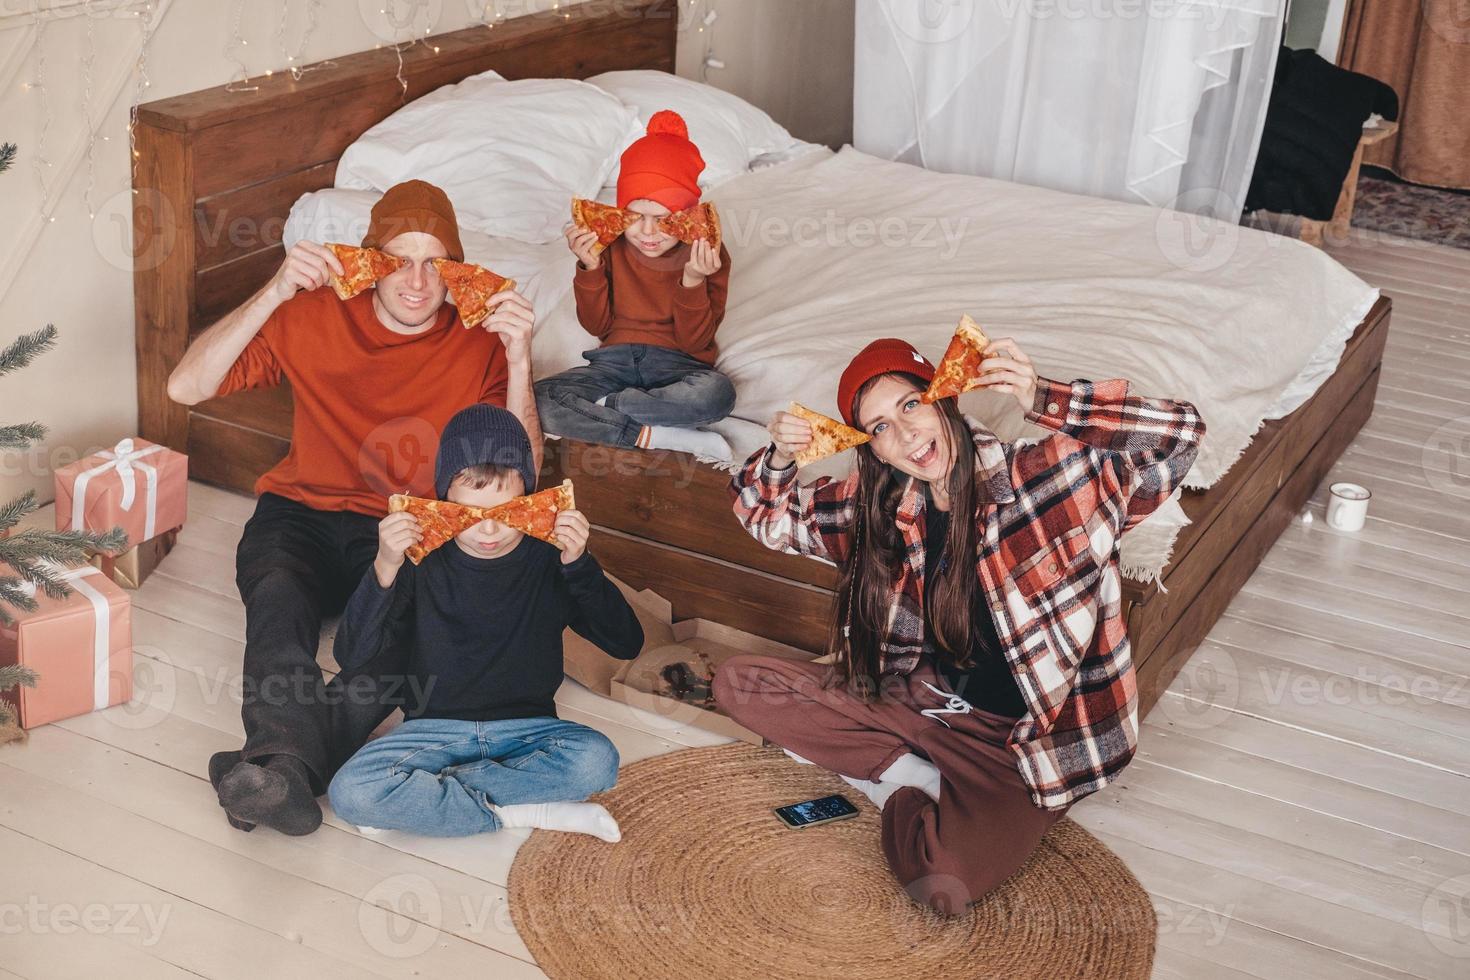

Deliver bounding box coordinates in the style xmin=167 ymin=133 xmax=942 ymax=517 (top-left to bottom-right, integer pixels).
xmin=767 ymin=411 xmax=814 ymax=470
xmin=566 ymin=225 xmax=602 ymax=271
xmin=375 ymin=511 xmax=422 ymax=587
xmin=555 ymin=509 xmax=590 ymax=565
xmin=681 ymin=239 xmax=721 ymax=288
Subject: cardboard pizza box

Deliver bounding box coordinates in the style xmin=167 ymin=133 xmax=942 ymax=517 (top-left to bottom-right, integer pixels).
xmin=561 ymin=576 xmax=677 ymax=698
xmin=562 ymin=578 xmax=817 ymax=744
xmin=612 ymin=621 xmax=816 ymax=745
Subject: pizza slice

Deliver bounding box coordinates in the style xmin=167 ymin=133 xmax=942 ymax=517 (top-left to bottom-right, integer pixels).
xmin=327 ymin=243 xmax=406 ymax=301
xmin=788 ymin=402 xmax=871 ymax=466
xmin=482 ymin=480 xmax=576 ymax=549
xmin=921 ymin=315 xmax=993 ymax=404
xmin=571 ymin=198 xmax=635 ymax=254
xmin=658 ymin=202 xmax=722 ymax=252
xmin=431 ymin=258 xmax=516 ymax=330
xmin=388 ymin=494 xmax=496 ymax=565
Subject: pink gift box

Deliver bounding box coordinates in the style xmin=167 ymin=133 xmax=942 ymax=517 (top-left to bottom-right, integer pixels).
xmin=0 ymin=564 xmax=133 ymax=729
xmin=54 ymin=437 xmax=188 ymax=546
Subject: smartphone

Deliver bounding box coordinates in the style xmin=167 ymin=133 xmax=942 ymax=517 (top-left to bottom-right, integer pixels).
xmin=774 ymin=794 xmax=860 ymax=829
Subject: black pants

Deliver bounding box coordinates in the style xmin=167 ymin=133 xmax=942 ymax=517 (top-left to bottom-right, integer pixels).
xmin=235 ymin=493 xmax=407 ymax=794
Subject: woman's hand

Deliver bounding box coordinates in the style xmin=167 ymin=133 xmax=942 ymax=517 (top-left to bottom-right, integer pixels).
xmin=767 ymin=411 xmax=814 ymax=470
xmin=566 ymin=225 xmax=602 ymax=271
xmin=979 ymin=337 xmax=1038 ymax=412
xmin=555 ymin=508 xmax=590 ymax=564
xmin=682 ymin=239 xmax=722 ymax=288
xmin=375 ymin=511 xmax=423 ymax=587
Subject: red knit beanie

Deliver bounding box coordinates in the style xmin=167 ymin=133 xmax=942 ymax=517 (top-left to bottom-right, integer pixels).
xmin=617 ymin=110 xmax=705 ymax=212
xmin=837 ymin=339 xmax=937 ymax=427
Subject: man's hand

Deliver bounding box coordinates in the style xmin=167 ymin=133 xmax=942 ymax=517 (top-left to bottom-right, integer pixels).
xmin=269 ymin=241 xmax=343 ymax=305
xmin=375 ymin=511 xmax=423 ymax=588
xmin=555 ymin=509 xmax=590 ymax=565
xmin=978 ymin=337 xmax=1039 ymax=412
xmin=767 ymin=410 xmax=814 ymax=470
xmin=682 ymin=238 xmax=721 ymax=289
xmin=566 ymin=225 xmax=602 ymax=271
xmin=480 ymin=290 xmax=536 ymax=365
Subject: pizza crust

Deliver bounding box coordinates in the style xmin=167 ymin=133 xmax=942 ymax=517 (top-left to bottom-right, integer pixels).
xmin=659 ymin=202 xmax=722 ymax=252
xmin=482 ymin=479 xmax=576 ymax=549
xmin=387 ymin=480 xmax=578 ymax=561
xmin=922 ymin=314 xmax=992 ymax=404
xmin=431 ymin=258 xmax=516 ymax=330
xmin=327 ymin=244 xmax=406 ymax=301
xmin=572 ymin=199 xmax=634 ymax=254
xmin=788 ymin=402 xmax=871 ymax=466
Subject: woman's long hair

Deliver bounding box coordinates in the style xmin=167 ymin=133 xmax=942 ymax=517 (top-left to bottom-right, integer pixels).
xmin=825 ymin=372 xmax=981 ymax=699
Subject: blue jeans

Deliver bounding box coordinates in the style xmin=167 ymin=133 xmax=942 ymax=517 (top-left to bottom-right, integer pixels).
xmin=327 ymin=717 xmax=619 ymax=837
xmin=534 ymin=343 xmax=737 ymax=448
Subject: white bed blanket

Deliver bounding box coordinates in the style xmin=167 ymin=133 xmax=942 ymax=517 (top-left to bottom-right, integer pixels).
xmin=285 ymin=146 xmax=1379 ymax=582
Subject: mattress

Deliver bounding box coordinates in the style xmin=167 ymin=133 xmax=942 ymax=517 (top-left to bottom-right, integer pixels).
xmin=284 ymin=146 xmax=1379 ymax=581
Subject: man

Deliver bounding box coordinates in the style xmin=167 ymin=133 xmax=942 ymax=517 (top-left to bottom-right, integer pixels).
xmin=168 ymin=180 xmax=542 ymax=835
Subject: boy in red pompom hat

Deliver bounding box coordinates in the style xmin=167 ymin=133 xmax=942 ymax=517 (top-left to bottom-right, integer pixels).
xmin=536 ymin=110 xmax=737 ymax=460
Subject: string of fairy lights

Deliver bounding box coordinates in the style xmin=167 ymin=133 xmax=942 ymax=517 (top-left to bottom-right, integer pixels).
xmin=17 ymin=0 xmax=719 ymax=228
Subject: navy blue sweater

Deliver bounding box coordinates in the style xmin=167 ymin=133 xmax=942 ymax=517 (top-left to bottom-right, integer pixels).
xmin=334 ymin=537 xmax=643 ymax=722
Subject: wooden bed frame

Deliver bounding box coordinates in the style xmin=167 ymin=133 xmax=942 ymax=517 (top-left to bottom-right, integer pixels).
xmin=131 ymin=0 xmax=1390 ymax=717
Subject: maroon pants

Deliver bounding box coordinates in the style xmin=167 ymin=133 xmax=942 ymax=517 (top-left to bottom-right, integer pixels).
xmin=712 ymin=654 xmax=1068 ymax=914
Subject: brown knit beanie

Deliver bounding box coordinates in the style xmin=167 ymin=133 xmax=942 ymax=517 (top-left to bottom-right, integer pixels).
xmin=362 ymin=179 xmax=465 ymax=261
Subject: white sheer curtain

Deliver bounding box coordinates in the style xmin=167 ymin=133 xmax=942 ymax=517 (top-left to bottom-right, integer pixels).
xmin=853 ymin=0 xmax=1285 ymax=219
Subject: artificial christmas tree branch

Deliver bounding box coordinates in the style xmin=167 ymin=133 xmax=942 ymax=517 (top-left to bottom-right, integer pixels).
xmin=1 ymin=143 xmax=129 ymax=739
xmin=0 ymin=324 xmax=56 ymax=374
xmin=0 ymin=314 xmax=126 ymax=627
xmin=0 ymin=663 xmax=37 ymax=744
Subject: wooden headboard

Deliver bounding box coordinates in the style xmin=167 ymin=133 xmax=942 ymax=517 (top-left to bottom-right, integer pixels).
xmin=132 ymin=0 xmax=677 ymax=493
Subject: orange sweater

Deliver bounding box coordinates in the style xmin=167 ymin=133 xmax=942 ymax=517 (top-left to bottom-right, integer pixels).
xmin=572 ymin=238 xmax=731 ymax=365
xmin=218 ymin=287 xmax=508 ymax=517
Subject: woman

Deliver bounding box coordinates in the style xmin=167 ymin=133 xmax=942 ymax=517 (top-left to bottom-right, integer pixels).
xmin=713 ymin=336 xmax=1204 ymax=914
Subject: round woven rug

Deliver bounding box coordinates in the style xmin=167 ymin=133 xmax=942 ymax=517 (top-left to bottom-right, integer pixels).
xmin=508 ymin=743 xmax=1155 ymax=980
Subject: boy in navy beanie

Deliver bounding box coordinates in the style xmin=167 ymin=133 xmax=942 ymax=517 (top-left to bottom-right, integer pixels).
xmin=327 ymin=406 xmax=643 ymax=841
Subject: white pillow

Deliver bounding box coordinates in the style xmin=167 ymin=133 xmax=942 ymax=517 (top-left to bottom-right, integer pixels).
xmin=335 ymin=70 xmax=638 ymax=243
xmin=588 ymin=70 xmax=801 ymax=189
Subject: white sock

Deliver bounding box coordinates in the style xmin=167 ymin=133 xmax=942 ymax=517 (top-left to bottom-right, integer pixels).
xmin=488 ymin=801 xmax=622 ymax=843
xmin=595 ymin=394 xmax=609 ymax=407
xmin=840 ymin=774 xmax=904 ymax=810
xmin=641 ymin=425 xmax=733 ymax=461
xmin=878 ymin=753 xmax=942 ymax=802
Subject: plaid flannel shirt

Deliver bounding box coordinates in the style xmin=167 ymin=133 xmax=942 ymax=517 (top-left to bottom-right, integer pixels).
xmin=730 ymin=377 xmax=1205 ymax=809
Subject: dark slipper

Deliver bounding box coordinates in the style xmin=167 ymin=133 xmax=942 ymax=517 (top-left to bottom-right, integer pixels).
xmin=216 ymin=756 xmax=323 ymax=837
xmin=208 ymin=750 xmax=255 ymax=833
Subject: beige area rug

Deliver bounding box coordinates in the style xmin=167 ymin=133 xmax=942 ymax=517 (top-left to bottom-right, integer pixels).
xmin=509 ymin=743 xmax=1155 ymax=980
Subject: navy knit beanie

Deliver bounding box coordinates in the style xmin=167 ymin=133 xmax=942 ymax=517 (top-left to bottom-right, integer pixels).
xmin=434 ymin=405 xmax=537 ymax=499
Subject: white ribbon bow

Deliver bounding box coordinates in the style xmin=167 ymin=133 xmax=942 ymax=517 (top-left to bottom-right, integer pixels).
xmin=69 ymin=438 xmax=163 ymax=541
xmin=17 ymin=564 xmax=115 ymax=711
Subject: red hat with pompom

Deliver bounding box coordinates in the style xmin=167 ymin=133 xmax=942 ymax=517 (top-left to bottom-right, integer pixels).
xmin=837 ymin=339 xmax=936 ymax=427
xmin=617 ymin=110 xmax=705 ymax=212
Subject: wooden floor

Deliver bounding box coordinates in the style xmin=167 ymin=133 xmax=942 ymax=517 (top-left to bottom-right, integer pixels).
xmin=4 ymin=231 xmax=1468 ymax=979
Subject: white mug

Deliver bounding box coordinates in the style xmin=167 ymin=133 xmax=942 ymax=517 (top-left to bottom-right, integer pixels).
xmin=1327 ymin=482 xmax=1371 ymax=531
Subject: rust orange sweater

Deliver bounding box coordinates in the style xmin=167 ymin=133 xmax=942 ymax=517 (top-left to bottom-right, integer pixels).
xmin=217 ymin=287 xmax=508 ymax=517
xmin=572 ymin=238 xmax=731 ymax=365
